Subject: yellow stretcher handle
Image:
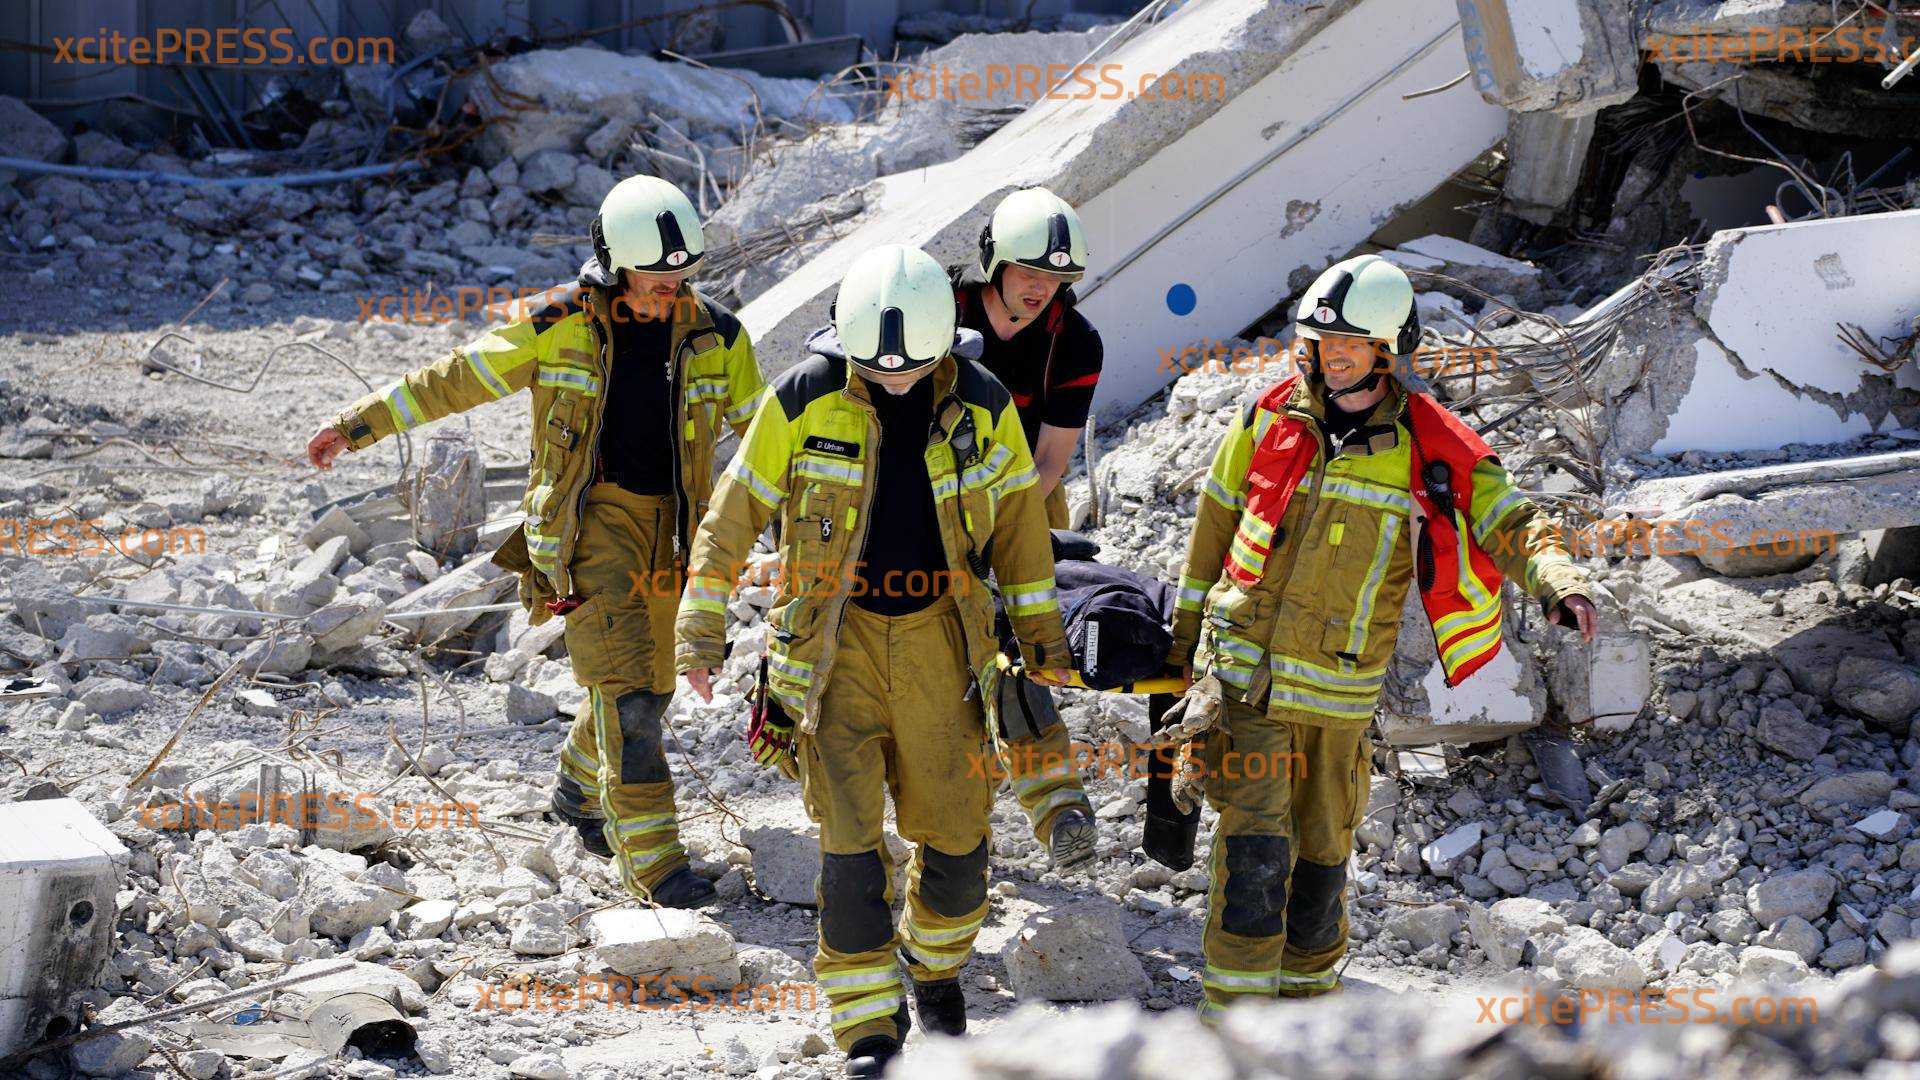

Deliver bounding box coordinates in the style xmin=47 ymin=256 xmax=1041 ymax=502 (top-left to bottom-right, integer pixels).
xmin=994 ymin=652 xmax=1191 ymax=695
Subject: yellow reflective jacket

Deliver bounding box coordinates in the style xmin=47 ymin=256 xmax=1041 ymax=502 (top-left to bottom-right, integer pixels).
xmin=330 ymin=262 xmax=765 ymax=621
xmin=674 ymin=326 xmax=1068 ymax=735
xmin=1170 ymin=376 xmax=1590 ymax=727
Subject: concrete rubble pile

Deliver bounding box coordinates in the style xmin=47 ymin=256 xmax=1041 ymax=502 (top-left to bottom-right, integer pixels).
xmin=3 ymin=0 xmax=1920 ymax=1078
xmin=913 ymin=940 xmax=1920 ymax=1078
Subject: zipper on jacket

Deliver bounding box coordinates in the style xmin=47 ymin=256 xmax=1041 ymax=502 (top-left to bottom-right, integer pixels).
xmin=804 ymin=395 xmax=879 ymax=728
xmin=561 ymin=312 xmax=611 ymax=598
xmin=1258 ymin=407 xmax=1328 ymax=685
xmin=667 ymin=333 xmax=690 ymax=563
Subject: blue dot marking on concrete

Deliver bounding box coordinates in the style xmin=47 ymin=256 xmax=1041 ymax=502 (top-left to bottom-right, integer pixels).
xmin=1166 ymin=283 xmax=1196 ymax=316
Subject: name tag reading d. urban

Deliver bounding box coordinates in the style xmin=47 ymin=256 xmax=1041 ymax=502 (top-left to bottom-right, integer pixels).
xmin=803 ymin=436 xmax=860 ymax=459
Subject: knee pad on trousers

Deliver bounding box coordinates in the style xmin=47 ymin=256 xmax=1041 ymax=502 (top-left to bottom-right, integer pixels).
xmin=916 ymin=838 xmax=988 ymax=918
xmin=1285 ymin=856 xmax=1348 ymax=952
xmin=615 ymin=691 xmax=671 ymax=784
xmin=820 ymin=850 xmax=891 ymax=954
xmin=1221 ymin=834 xmax=1291 ymax=938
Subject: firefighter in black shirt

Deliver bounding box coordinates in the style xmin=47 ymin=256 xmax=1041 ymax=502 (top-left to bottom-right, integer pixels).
xmin=950 ymin=187 xmax=1105 ymax=870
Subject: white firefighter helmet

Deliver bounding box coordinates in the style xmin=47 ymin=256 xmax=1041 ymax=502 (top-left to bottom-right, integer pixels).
xmin=594 ymin=175 xmax=704 ymax=274
xmin=979 ymin=187 xmax=1088 ymax=282
xmin=1293 ymin=253 xmax=1419 ymax=355
xmin=833 ymin=244 xmax=957 ymax=377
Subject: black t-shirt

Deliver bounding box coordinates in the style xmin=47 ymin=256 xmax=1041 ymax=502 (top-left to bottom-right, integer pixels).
xmin=600 ymin=313 xmax=676 ymax=496
xmin=852 ymin=375 xmax=948 ymax=616
xmin=1321 ymin=398 xmax=1367 ymax=450
xmin=956 ymin=287 xmax=1103 ymax=451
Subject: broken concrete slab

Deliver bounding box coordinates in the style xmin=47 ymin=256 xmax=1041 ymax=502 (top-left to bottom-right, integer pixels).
xmin=389 ymin=551 xmax=514 ymax=644
xmin=0 ymin=799 xmax=127 ymax=1058
xmin=470 ymin=46 xmax=853 ymax=165
xmin=742 ymin=0 xmax=1507 ymax=414
xmin=1602 ymin=209 xmax=1920 ymax=459
xmin=1382 ymin=233 xmax=1546 ymax=308
xmin=1611 ymin=450 xmax=1920 ymax=570
xmin=1642 ymin=2 xmax=1920 ymax=138
xmin=584 ymin=908 xmax=741 ymax=986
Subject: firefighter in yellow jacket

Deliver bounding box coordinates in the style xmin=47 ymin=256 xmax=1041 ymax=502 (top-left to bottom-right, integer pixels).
xmin=676 ymin=245 xmax=1069 ymax=1076
xmin=307 ymin=176 xmax=765 ymax=909
xmin=1166 ymin=254 xmax=1598 ymax=1016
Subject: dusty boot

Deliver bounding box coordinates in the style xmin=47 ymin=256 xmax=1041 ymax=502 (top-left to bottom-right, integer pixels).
xmin=1048 ymin=807 xmax=1098 ymax=870
xmin=909 ymin=974 xmax=967 ymax=1036
xmin=647 ymin=867 xmax=716 ymax=909
xmin=846 ymin=1034 xmax=902 ymax=1078
xmin=572 ymin=818 xmax=613 ymax=859
xmin=548 ymin=801 xmax=613 ymax=860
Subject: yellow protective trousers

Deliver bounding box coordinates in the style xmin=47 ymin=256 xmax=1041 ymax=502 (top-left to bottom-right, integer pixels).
xmin=798 ymin=595 xmax=995 ymax=1051
xmin=551 ymin=484 xmax=689 ymax=895
xmin=1198 ymin=695 xmax=1372 ymax=1020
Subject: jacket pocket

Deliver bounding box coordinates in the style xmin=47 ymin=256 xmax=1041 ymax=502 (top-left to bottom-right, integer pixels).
xmin=529 ymin=392 xmax=585 ymax=520
xmin=560 ymin=594 xmax=616 ymax=686
xmin=789 ymin=479 xmax=852 ymax=592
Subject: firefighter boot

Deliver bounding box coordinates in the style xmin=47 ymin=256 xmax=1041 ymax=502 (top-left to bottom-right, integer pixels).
xmin=1048 ymin=807 xmax=1098 ymax=871
xmin=908 ymin=967 xmax=968 ymax=1036
xmin=648 ymin=866 xmax=717 ymax=909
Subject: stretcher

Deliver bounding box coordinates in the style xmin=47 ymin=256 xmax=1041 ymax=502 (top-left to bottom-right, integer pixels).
xmin=992 ymin=651 xmax=1188 ymax=695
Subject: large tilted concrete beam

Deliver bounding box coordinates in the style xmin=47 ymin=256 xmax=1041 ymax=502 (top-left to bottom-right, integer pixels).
xmin=740 ymin=0 xmax=1507 ymax=414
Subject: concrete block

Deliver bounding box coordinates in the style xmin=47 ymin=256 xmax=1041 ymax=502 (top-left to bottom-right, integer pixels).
xmin=1613 ymin=450 xmax=1920 ymax=556
xmin=1548 ymin=630 xmax=1652 ymax=731
xmin=409 ymin=430 xmax=485 ymax=560
xmin=0 ymin=799 xmax=128 ymax=1057
xmin=1454 ymin=0 xmax=1640 ymax=116
xmin=1500 ymin=110 xmax=1596 ymax=224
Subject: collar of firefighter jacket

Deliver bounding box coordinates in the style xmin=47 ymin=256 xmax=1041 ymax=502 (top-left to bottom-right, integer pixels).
xmin=585 ymin=279 xmax=718 ymax=362
xmin=839 ymin=351 xmax=960 ymax=414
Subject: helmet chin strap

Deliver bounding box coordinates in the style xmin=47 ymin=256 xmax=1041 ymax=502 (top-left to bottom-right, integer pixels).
xmin=1325 ymin=370 xmax=1384 ymax=403
xmin=1303 ymin=339 xmax=1385 ymax=404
